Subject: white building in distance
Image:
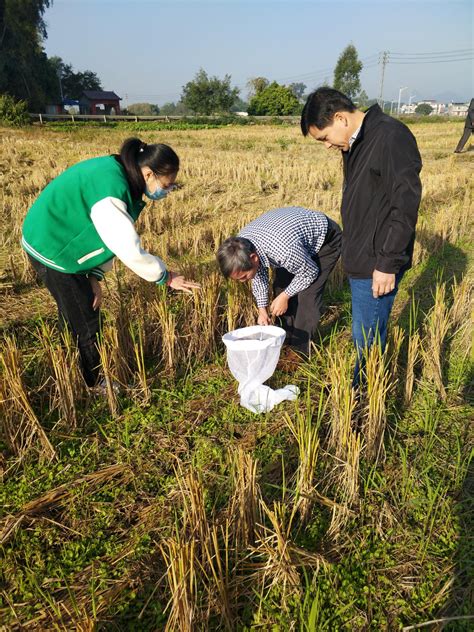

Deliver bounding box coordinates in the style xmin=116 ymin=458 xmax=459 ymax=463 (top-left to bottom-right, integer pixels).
xmin=448 ymin=102 xmax=469 ymax=116
xmin=400 ymin=100 xmax=469 ymax=116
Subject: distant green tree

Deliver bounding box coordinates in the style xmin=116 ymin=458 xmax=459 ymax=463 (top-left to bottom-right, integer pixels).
xmin=289 ymin=82 xmax=307 ymax=101
xmin=127 ymin=103 xmax=160 ymax=116
xmin=333 ymin=44 xmax=363 ymax=99
xmin=0 ymin=0 xmax=58 ymax=110
xmin=181 ymin=69 xmax=239 ymax=115
xmin=47 ymin=57 xmax=102 ymax=101
xmin=159 ymin=101 xmax=191 ymax=115
xmin=159 ymin=102 xmax=177 ymax=115
xmin=230 ymin=96 xmax=249 ymax=112
xmin=0 ymin=94 xmax=30 ymax=126
xmin=247 ymin=82 xmax=301 ymax=116
xmin=415 ymin=103 xmax=433 ymax=116
xmin=59 ymin=63 xmax=102 ymax=100
xmin=246 ymin=77 xmax=270 ymax=98
xmin=48 ymin=56 xmax=64 ymax=97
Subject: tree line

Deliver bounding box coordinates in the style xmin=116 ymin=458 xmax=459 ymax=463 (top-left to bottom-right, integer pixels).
xmin=0 ymin=3 xmax=369 ymax=116
xmin=137 ymin=45 xmax=366 ymax=117
xmin=0 ymin=4 xmax=444 ymax=120
xmin=0 ymin=1 xmax=103 ymax=111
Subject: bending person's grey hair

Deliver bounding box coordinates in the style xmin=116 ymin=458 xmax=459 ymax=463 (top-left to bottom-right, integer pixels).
xmin=216 ymin=237 xmax=256 ymax=278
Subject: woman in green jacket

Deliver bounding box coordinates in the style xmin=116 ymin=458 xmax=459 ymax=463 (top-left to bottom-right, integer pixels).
xmin=22 ymin=137 xmax=199 ymax=388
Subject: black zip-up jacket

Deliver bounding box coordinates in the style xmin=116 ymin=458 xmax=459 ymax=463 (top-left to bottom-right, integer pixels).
xmin=341 ymin=104 xmax=422 ymax=278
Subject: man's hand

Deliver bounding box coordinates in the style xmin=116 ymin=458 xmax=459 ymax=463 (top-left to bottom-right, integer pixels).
xmin=270 ymin=292 xmax=290 ymax=317
xmin=89 ymin=275 xmax=102 ymax=310
xmin=372 ymin=270 xmax=396 ymax=298
xmin=257 ymin=307 xmax=271 ymax=326
xmin=167 ymin=271 xmax=201 ymax=294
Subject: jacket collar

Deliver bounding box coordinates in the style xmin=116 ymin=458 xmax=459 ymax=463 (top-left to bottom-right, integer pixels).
xmin=348 ymin=104 xmax=385 ymax=151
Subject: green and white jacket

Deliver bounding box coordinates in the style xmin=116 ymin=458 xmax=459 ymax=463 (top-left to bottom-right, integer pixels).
xmin=22 ymin=155 xmax=167 ymax=283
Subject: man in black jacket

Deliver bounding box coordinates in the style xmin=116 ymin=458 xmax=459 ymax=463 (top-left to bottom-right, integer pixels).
xmin=454 ymin=98 xmax=474 ymax=153
xmin=301 ymin=88 xmax=422 ymax=384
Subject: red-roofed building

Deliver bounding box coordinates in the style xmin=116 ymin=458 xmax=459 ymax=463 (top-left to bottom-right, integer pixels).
xmin=79 ymin=91 xmax=122 ymax=114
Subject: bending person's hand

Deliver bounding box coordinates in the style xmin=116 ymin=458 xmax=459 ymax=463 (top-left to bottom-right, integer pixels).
xmin=257 ymin=307 xmax=271 ymax=326
xmin=167 ymin=271 xmax=201 ymax=294
xmin=89 ymin=275 xmax=102 ymax=310
xmin=270 ymin=292 xmax=290 ymax=317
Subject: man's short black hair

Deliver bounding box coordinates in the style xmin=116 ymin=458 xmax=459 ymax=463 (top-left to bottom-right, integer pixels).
xmin=301 ymin=87 xmax=356 ymax=136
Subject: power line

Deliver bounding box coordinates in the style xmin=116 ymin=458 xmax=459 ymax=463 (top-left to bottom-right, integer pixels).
xmin=123 ymin=47 xmax=471 ymax=103
xmin=273 ymin=55 xmax=379 ymax=81
xmin=233 ymin=53 xmax=380 ymax=91
xmin=389 ymin=53 xmax=473 ymax=59
xmin=390 ymin=57 xmax=473 ymax=65
xmin=389 ymin=52 xmax=472 ymax=60
xmin=268 ymin=67 xmax=335 ymax=82
xmin=232 ymin=49 xmax=471 ymax=92
xmin=375 ymin=48 xmax=472 ymax=105
xmin=386 ymin=49 xmax=473 ymax=64
xmin=233 ymin=69 xmax=333 ymax=90
xmin=389 ymin=48 xmax=473 ymax=56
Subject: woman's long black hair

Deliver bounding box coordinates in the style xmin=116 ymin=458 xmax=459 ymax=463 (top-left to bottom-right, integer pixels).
xmin=117 ymin=137 xmax=180 ymax=199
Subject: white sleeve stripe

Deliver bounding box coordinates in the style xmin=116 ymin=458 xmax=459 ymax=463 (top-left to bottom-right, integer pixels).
xmin=90 ymin=197 xmax=167 ymax=283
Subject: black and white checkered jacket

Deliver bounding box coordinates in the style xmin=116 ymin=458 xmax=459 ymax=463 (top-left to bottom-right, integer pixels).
xmin=238 ymin=207 xmax=328 ymax=308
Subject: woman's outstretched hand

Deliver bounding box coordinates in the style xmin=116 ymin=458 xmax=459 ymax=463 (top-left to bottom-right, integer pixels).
xmin=167 ymin=271 xmax=201 ymax=294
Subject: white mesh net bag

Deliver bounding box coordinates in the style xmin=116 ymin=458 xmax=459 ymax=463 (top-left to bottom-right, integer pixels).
xmin=222 ymin=325 xmax=299 ymax=414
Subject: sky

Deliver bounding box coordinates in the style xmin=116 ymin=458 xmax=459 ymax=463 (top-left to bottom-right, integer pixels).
xmin=43 ymin=0 xmax=473 ymax=107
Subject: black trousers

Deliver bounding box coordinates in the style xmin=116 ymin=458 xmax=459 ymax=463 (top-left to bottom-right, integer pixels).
xmin=455 ymin=127 xmax=473 ymax=152
xmin=28 ymin=255 xmax=101 ymax=387
xmin=273 ymin=218 xmax=342 ymax=355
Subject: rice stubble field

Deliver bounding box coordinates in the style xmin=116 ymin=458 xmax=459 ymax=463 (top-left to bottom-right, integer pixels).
xmin=0 ymin=120 xmax=473 ymax=630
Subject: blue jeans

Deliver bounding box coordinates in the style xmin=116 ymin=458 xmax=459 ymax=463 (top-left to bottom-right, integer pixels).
xmin=349 ymin=273 xmax=403 ymax=386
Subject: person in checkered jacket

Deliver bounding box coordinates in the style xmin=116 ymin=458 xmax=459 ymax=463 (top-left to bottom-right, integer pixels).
xmin=216 ymin=206 xmax=341 ymax=355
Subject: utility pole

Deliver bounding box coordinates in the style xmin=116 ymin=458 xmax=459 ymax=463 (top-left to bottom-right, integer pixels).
xmin=378 ymin=51 xmax=389 ymax=106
